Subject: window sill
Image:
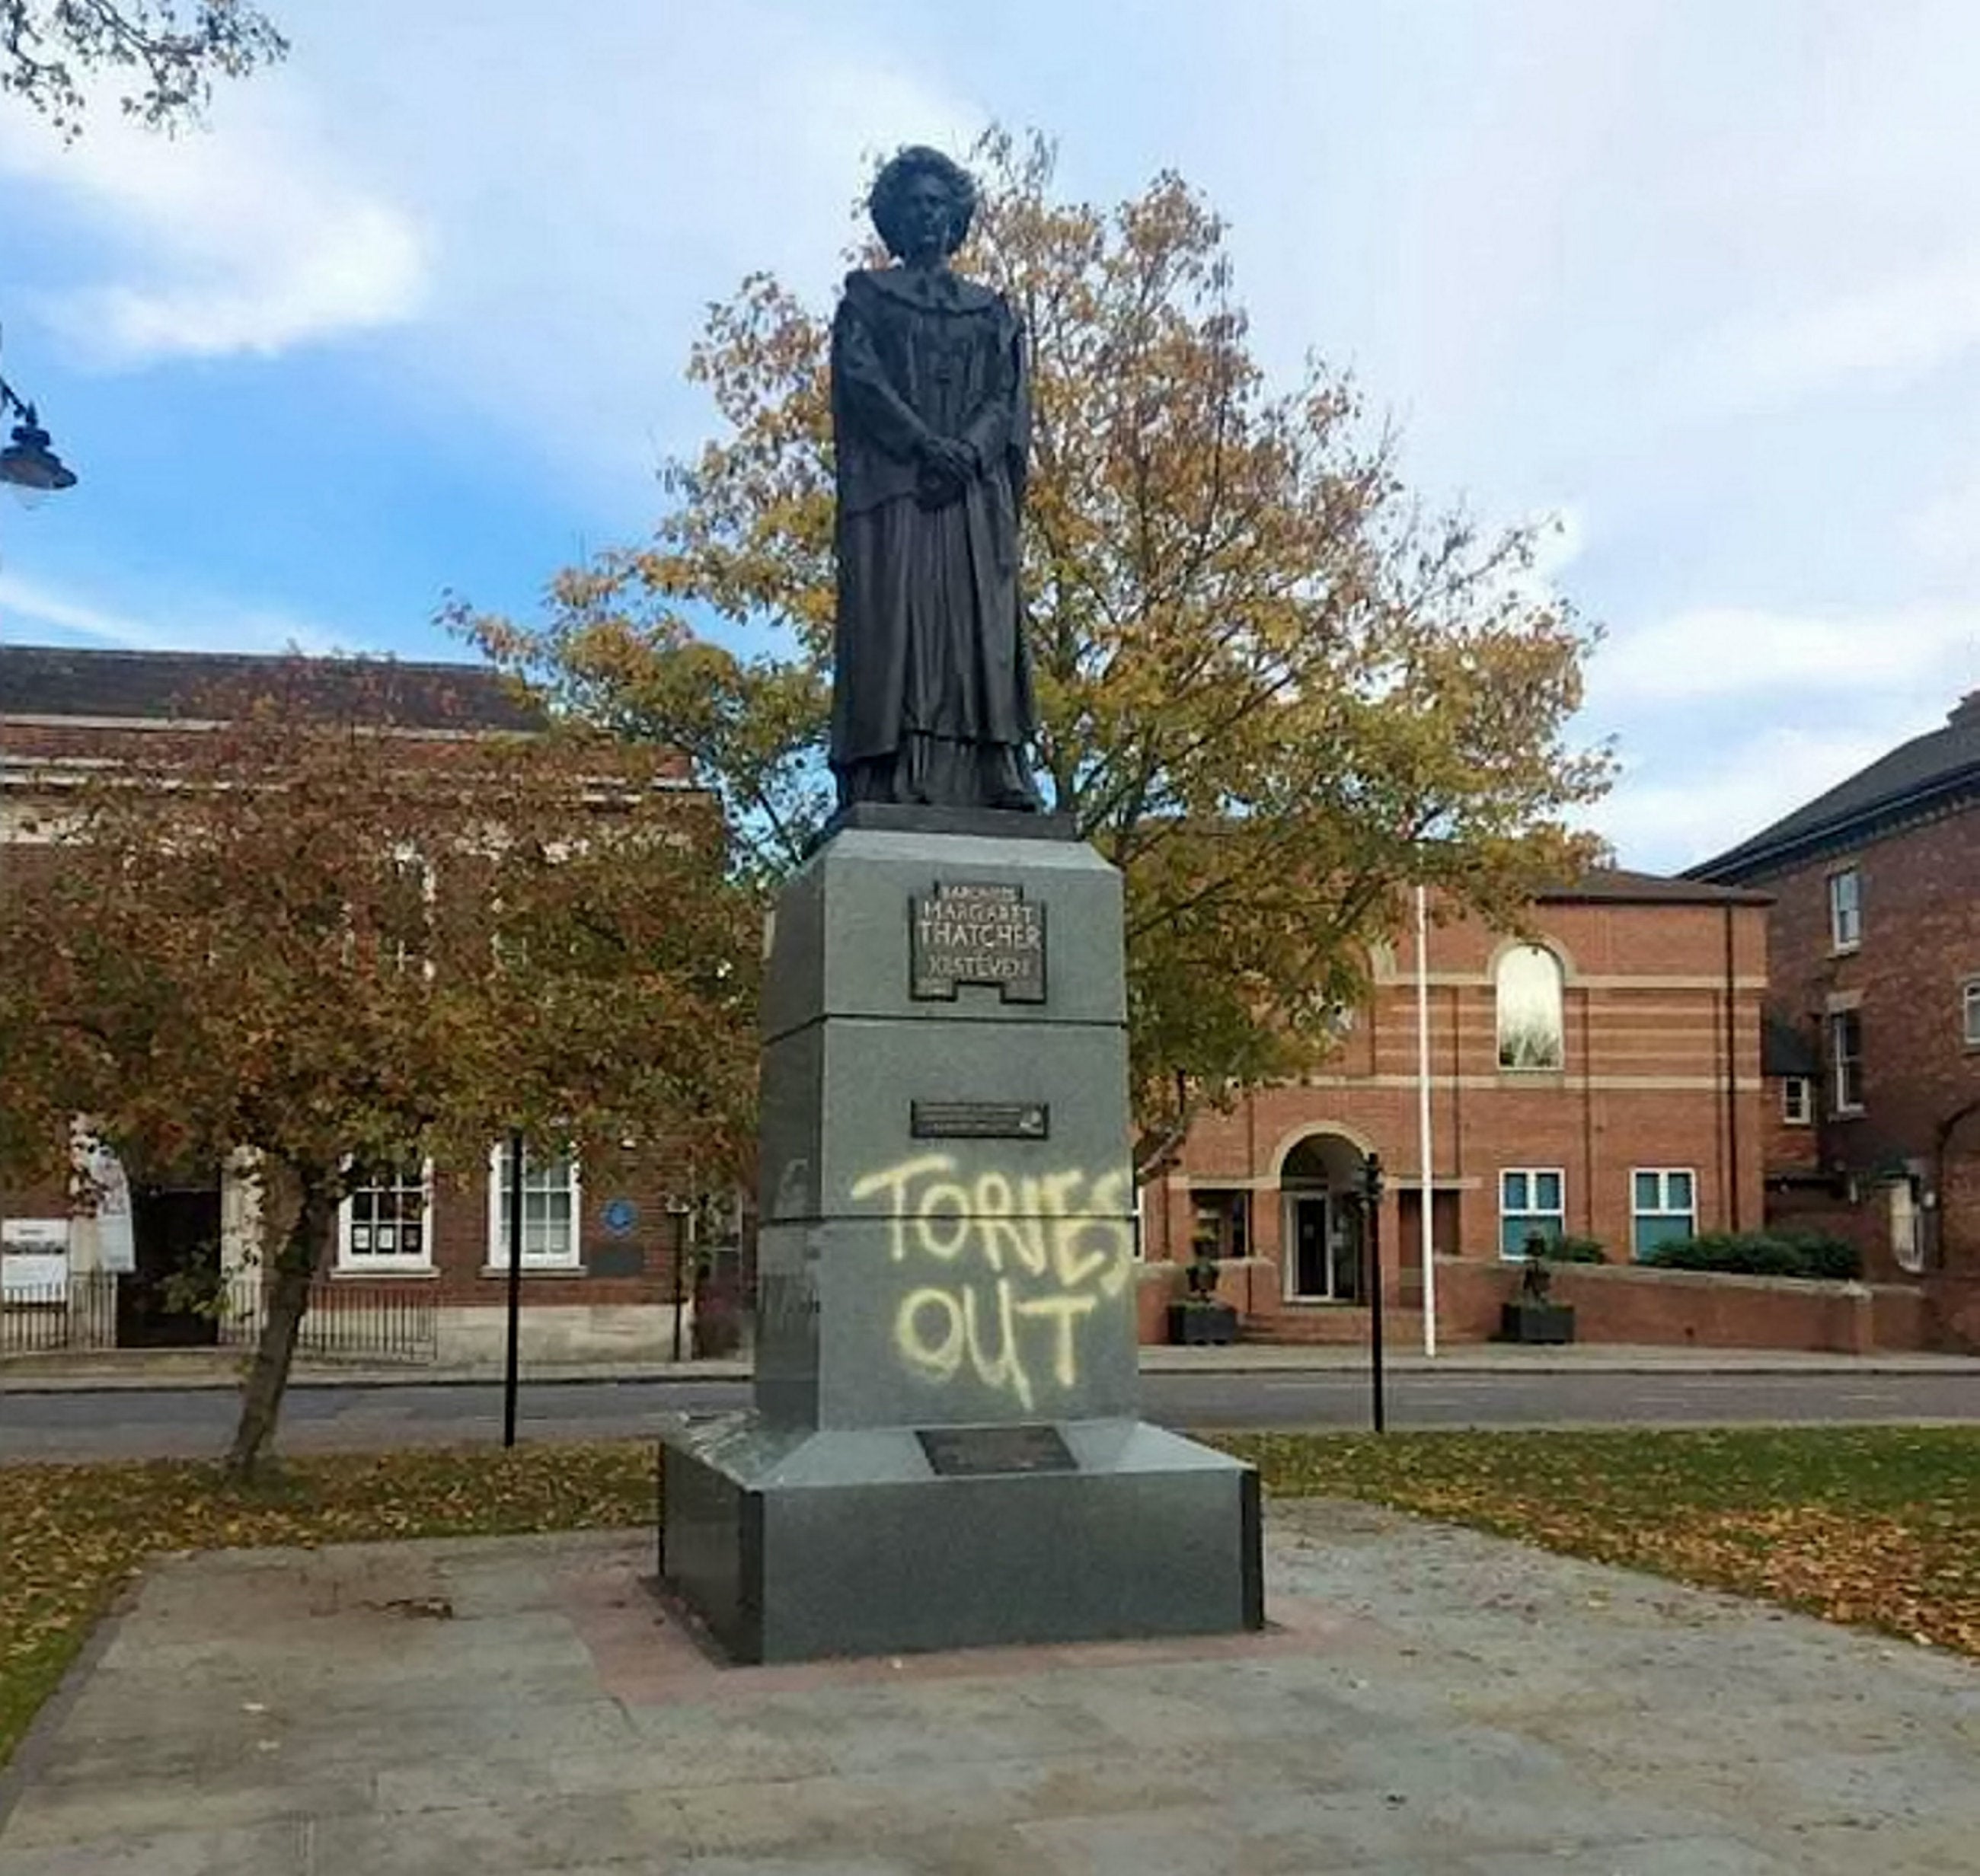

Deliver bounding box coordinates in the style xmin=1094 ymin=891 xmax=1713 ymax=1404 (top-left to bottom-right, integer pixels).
xmin=1829 ymin=943 xmax=1860 ymax=959
xmin=1834 ymin=1106 xmax=1866 ymax=1121
xmin=332 ymin=1265 xmax=437 ymax=1280
xmin=477 ymin=1263 xmax=585 ymax=1278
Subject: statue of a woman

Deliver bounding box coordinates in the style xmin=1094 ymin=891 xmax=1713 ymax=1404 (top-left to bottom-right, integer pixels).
xmin=828 ymin=148 xmax=1041 ymax=812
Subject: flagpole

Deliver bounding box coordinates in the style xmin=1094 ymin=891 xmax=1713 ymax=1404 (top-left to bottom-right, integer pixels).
xmin=1415 ymin=882 xmax=1437 ymax=1358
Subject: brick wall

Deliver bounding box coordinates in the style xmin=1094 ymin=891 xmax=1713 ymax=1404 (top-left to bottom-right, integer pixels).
xmin=1736 ymin=807 xmax=1980 ymax=1281
xmin=1419 ymin=1255 xmax=1929 ymax=1352
xmin=1135 ymin=1252 xmax=1940 ymax=1351
xmin=1154 ymin=890 xmax=1772 ymax=1337
xmin=2 ymin=675 xmax=715 ymax=1357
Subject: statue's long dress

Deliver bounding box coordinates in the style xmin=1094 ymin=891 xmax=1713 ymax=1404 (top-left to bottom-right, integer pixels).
xmin=827 ymin=265 xmax=1040 ymax=809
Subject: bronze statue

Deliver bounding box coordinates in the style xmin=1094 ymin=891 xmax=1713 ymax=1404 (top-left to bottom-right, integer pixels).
xmin=828 ymin=148 xmax=1041 ymax=812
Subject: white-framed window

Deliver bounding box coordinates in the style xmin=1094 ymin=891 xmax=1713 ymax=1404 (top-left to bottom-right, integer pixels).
xmin=1496 ymin=946 xmax=1565 ymax=1071
xmin=1962 ymin=978 xmax=1980 ymax=1048
xmin=1631 ymin=1169 xmax=1696 ymax=1259
xmin=1499 ymin=1169 xmax=1565 ymax=1258
xmin=1827 ymin=867 xmax=1861 ymax=953
xmin=338 ymin=1160 xmax=433 ymax=1271
xmin=486 ymin=1141 xmax=583 ymax=1268
xmin=1830 ymin=1009 xmax=1864 ymax=1114
xmin=1781 ymin=1076 xmax=1813 ymax=1126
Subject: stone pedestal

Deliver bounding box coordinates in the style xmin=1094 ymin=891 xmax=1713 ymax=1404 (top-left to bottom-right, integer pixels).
xmin=658 ymin=809 xmax=1261 ymax=1663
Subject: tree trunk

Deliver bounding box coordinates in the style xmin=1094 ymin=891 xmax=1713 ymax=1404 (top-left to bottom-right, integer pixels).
xmin=225 ymin=1174 xmax=334 ymax=1480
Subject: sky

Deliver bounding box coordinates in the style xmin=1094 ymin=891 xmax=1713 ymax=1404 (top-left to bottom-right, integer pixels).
xmin=2 ymin=0 xmax=1976 ymax=873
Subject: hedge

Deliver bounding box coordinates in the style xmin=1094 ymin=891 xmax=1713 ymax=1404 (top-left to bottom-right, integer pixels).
xmin=1640 ymin=1230 xmax=1862 ymax=1281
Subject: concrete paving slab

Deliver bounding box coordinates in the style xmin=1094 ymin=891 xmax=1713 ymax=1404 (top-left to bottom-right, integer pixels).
xmin=5 ymin=1504 xmax=1979 ymax=1874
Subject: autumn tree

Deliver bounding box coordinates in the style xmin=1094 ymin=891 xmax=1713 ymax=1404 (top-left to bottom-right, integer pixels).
xmin=2 ymin=0 xmax=284 ymax=136
xmin=0 ymin=659 xmax=756 ymax=1475
xmin=455 ymin=129 xmax=1611 ymax=1166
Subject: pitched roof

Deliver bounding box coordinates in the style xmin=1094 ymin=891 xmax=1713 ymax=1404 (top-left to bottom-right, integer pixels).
xmin=1688 ymin=694 xmax=1980 ymax=881
xmin=1535 ymin=866 xmax=1770 ymax=907
xmin=0 ymin=645 xmax=544 ymax=732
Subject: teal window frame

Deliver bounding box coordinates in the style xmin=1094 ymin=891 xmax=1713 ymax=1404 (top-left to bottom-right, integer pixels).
xmin=1631 ymin=1169 xmax=1695 ymax=1258
xmin=1499 ymin=1168 xmax=1565 ymax=1259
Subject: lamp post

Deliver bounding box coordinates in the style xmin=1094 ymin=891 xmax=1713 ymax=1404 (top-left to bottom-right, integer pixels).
xmin=502 ymin=1129 xmax=523 ymax=1449
xmin=1363 ymin=1151 xmax=1386 ymax=1434
xmin=0 ymin=337 xmax=78 ymax=504
xmin=667 ymin=1197 xmax=691 ymax=1363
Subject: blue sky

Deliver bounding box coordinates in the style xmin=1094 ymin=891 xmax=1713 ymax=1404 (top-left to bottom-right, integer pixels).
xmin=2 ymin=0 xmax=1976 ymax=870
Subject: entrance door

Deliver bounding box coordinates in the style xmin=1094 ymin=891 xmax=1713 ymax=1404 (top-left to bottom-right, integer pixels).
xmin=1327 ymin=1198 xmax=1363 ymax=1303
xmin=1288 ymin=1192 xmax=1368 ymax=1301
xmin=117 ymin=1185 xmax=223 ymax=1348
xmin=1290 ymin=1195 xmax=1330 ymax=1298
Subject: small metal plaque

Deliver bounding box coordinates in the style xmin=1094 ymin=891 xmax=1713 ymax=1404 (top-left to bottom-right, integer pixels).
xmin=590 ymin=1243 xmax=643 ymax=1278
xmin=918 ymin=1425 xmax=1078 ymax=1477
xmin=911 ymin=1100 xmax=1049 ymax=1141
xmin=910 ymin=880 xmax=1046 ymax=1003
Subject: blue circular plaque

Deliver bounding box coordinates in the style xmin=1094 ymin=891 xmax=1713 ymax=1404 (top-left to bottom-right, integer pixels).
xmin=601 ymin=1198 xmax=638 ymax=1237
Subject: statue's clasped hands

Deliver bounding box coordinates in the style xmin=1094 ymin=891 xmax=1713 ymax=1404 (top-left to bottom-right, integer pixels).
xmin=916 ymin=434 xmax=976 ymax=505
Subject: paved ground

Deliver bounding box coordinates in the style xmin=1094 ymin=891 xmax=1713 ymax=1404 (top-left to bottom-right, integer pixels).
xmin=4 ymin=1505 xmax=1977 ymax=1873
xmin=6 ymin=1363 xmax=1980 ymax=1462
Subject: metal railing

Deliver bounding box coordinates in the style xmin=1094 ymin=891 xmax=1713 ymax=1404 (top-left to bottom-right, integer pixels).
xmin=221 ymin=1275 xmax=438 ymax=1365
xmin=2 ymin=1271 xmax=436 ymax=1364
xmin=0 ymin=1271 xmax=119 ymax=1355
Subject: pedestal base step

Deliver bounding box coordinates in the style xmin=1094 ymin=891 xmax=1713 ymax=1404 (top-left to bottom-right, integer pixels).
xmin=657 ymin=1415 xmax=1262 ymax=1664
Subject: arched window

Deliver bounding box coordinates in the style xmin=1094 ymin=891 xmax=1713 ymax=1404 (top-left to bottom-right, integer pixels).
xmin=1496 ymin=945 xmax=1564 ymax=1070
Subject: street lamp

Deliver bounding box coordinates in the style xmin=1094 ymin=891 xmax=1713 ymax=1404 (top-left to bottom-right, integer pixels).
xmin=0 ymin=337 xmax=79 ymax=506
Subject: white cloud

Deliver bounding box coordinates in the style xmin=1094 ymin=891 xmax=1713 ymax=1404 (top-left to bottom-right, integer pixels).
xmin=1680 ymin=251 xmax=1980 ymax=413
xmin=300 ymin=0 xmax=985 ymax=499
xmin=0 ymin=81 xmax=427 ymax=364
xmin=0 ymin=571 xmax=341 ymax=656
xmin=1591 ymin=604 xmax=1980 ymax=707
xmin=1908 ymin=476 xmax=1980 ymax=569
xmin=1594 ymin=723 xmax=1920 ymax=873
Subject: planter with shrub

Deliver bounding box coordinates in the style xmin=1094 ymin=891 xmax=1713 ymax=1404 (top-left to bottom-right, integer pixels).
xmin=1499 ymin=1234 xmax=1578 ymax=1344
xmin=1169 ymin=1244 xmax=1238 ymax=1345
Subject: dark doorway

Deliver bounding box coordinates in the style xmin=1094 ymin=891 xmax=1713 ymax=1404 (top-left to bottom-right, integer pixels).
xmin=1291 ymin=1195 xmax=1330 ymax=1298
xmin=117 ymin=1184 xmax=223 ymax=1347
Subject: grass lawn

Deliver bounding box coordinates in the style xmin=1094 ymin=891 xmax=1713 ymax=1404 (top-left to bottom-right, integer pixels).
xmin=3 ymin=1425 xmax=1977 ymax=1771
xmin=1226 ymin=1425 xmax=1980 ymax=1657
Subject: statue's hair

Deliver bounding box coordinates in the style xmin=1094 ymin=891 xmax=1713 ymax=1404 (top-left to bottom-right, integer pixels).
xmin=869 ymin=146 xmax=976 ymax=259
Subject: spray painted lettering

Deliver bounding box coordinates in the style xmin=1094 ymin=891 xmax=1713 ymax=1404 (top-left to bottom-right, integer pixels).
xmin=848 ymin=1152 xmax=1132 ymax=1410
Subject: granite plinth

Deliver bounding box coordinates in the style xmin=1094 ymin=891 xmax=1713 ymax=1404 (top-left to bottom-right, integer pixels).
xmin=659 ymin=1413 xmax=1262 ymax=1664
xmin=659 ymin=824 xmax=1260 ymax=1660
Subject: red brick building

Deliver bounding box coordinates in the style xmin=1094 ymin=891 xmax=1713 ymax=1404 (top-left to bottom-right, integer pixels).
xmin=1690 ymin=692 xmax=1980 ymax=1306
xmin=1 ymin=645 xmax=729 ymax=1365
xmin=1141 ymin=873 xmax=1773 ymax=1343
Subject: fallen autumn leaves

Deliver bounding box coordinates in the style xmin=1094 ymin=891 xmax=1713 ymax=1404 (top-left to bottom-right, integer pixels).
xmin=3 ymin=1427 xmax=1976 ymax=1769
xmin=1224 ymin=1425 xmax=1980 ymax=1657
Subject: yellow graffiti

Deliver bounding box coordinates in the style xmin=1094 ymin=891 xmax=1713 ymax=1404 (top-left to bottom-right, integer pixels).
xmin=848 ymin=1154 xmax=1133 ymax=1292
xmin=849 ymin=1153 xmax=1132 ymax=1409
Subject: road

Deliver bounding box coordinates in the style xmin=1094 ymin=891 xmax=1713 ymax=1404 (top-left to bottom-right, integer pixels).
xmin=3 ymin=1369 xmax=1977 ymax=1462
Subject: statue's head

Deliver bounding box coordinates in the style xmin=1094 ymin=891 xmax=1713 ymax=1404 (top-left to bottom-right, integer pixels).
xmin=870 ymin=147 xmax=976 ymax=262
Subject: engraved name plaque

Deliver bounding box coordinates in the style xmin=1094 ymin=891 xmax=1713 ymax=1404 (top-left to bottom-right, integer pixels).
xmin=911 ymin=1100 xmax=1049 ymax=1141
xmin=910 ymin=881 xmax=1046 ymax=1003
xmin=917 ymin=1425 xmax=1078 ymax=1477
